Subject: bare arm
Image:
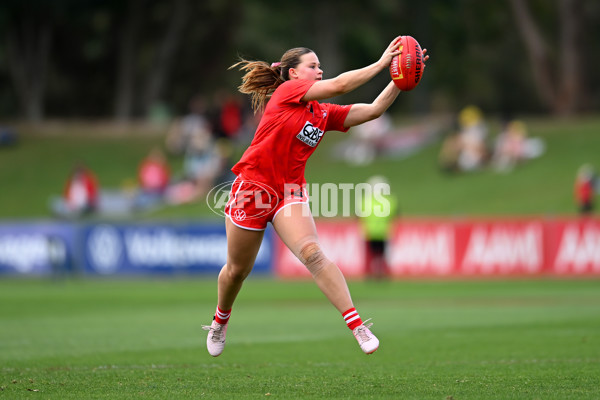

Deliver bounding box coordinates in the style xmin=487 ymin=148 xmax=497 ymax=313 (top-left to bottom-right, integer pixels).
xmin=342 ymin=82 xmax=401 ymax=128
xmin=302 ymin=37 xmax=402 ymax=101
xmin=344 ymin=48 xmax=430 ymax=128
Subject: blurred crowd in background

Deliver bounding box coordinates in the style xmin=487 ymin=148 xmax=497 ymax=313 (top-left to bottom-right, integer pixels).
xmin=0 ymin=1 xmax=598 ymax=222
xmin=35 ymin=100 xmax=597 ymax=220
xmin=438 ymin=105 xmax=546 ymax=174
xmin=47 ymin=90 xmax=258 ymax=219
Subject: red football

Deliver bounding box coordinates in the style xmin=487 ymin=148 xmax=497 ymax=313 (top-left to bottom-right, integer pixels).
xmin=389 ymin=35 xmax=424 ymax=91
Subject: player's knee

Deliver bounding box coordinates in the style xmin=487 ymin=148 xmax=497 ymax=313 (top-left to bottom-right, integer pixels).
xmin=224 ymin=262 xmax=252 ymax=283
xmin=299 ymin=242 xmax=329 ymax=276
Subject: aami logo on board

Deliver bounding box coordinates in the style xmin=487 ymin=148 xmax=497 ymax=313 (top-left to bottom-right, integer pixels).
xmin=388 ymin=226 xmax=454 ymax=275
xmin=461 ymin=224 xmax=543 ymax=274
xmin=554 ymin=225 xmax=600 ymax=274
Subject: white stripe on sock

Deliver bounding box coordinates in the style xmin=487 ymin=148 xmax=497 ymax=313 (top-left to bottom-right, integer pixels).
xmin=345 ymin=315 xmax=360 ymax=324
xmin=343 ymin=311 xmax=357 ymax=321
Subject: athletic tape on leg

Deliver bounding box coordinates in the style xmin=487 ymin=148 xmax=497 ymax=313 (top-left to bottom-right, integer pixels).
xmin=299 ymin=242 xmax=330 ymax=276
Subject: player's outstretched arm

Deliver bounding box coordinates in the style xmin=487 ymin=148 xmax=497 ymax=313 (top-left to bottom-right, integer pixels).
xmin=302 ymin=37 xmax=402 ymax=102
xmin=343 ymin=48 xmax=429 ymax=128
xmin=343 ymin=82 xmax=401 ymax=128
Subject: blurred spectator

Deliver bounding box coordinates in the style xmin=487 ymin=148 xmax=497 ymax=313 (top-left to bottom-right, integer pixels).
xmin=211 ymin=90 xmax=246 ymax=183
xmin=344 ymin=113 xmax=393 ymax=165
xmin=63 ymin=164 xmax=99 ymax=214
xmin=492 ymin=119 xmax=546 ymax=172
xmin=164 ymin=95 xmax=224 ymax=203
xmin=213 ymin=90 xmax=244 ymax=140
xmin=456 ymin=105 xmax=489 ymax=171
xmin=138 ymin=147 xmax=171 ymax=194
xmin=359 ymin=176 xmax=398 ymax=280
xmin=134 ymin=147 xmax=171 ymax=210
xmin=336 ymin=115 xmax=438 ymax=166
xmin=438 ymin=126 xmax=462 ymax=173
xmin=0 ymin=126 xmax=18 ymax=148
xmin=574 ymin=164 xmax=597 ymax=215
xmin=51 ymin=163 xmax=99 ymax=218
xmin=165 ymin=95 xmax=212 ymax=156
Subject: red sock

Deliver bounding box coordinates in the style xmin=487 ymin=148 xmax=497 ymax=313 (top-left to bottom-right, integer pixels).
xmin=342 ymin=307 xmax=363 ymax=330
xmin=214 ymin=306 xmax=231 ymax=324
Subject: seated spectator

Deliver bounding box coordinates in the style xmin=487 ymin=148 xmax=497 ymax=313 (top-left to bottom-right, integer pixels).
xmin=493 ymin=120 xmax=526 ymax=171
xmin=64 ymin=164 xmax=99 ymax=214
xmin=492 ymin=119 xmax=545 ymax=172
xmin=50 ymin=163 xmax=99 ymax=218
xmin=165 ymin=95 xmax=213 ymax=157
xmin=345 ymin=113 xmax=393 ymax=165
xmin=456 ymin=105 xmax=489 ymax=171
xmin=138 ymin=147 xmax=170 ymax=195
xmin=134 ymin=147 xmax=171 ymax=211
xmin=438 ymin=128 xmax=462 ymax=174
xmin=164 ymin=95 xmax=224 ymax=204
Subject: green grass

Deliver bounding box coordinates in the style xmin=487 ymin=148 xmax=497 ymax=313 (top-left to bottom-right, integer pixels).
xmin=1 ymin=116 xmax=599 ymax=219
xmin=1 ymin=278 xmax=599 ymax=399
xmin=306 ymin=116 xmax=600 ymax=217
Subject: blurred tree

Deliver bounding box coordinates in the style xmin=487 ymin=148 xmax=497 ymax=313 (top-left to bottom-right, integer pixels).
xmin=113 ymin=0 xmax=145 ymax=122
xmin=508 ymin=0 xmax=585 ymax=115
xmin=2 ymin=1 xmax=55 ymax=122
xmin=0 ymin=0 xmax=598 ymax=120
xmin=139 ymin=0 xmax=189 ymax=118
xmin=114 ymin=0 xmax=190 ymax=121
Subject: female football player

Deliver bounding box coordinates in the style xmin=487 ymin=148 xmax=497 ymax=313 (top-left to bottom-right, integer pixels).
xmin=204 ymin=37 xmax=428 ymax=356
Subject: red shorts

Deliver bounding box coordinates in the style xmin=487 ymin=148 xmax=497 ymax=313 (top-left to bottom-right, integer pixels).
xmin=225 ymin=175 xmax=309 ymax=231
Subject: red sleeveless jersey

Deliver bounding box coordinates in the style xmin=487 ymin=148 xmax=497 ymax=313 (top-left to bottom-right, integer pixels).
xmin=231 ymin=79 xmax=351 ymax=196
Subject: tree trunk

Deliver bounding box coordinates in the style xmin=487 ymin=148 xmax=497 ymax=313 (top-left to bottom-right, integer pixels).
xmin=557 ymin=0 xmax=584 ymax=114
xmin=140 ymin=0 xmax=189 ymax=117
xmin=5 ymin=19 xmax=52 ymax=123
xmin=508 ymin=0 xmax=556 ymax=111
xmin=113 ymin=0 xmax=145 ymax=122
xmin=508 ymin=0 xmax=585 ymax=115
xmin=316 ymin=2 xmax=342 ymax=77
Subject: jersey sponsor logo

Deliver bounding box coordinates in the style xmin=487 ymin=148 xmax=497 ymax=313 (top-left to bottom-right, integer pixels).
xmin=296 ymin=121 xmax=324 ymax=147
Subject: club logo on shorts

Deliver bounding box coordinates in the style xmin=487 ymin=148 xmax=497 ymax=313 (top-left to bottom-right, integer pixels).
xmin=232 ymin=209 xmax=247 ymax=221
xmin=296 ymin=121 xmax=324 ymax=147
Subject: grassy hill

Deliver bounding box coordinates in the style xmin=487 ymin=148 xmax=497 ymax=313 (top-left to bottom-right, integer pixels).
xmin=0 ymin=116 xmax=598 ymax=220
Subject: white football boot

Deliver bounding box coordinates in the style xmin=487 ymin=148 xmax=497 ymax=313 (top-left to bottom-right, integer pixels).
xmin=352 ymin=320 xmax=379 ymax=354
xmin=202 ymin=319 xmax=228 ymax=357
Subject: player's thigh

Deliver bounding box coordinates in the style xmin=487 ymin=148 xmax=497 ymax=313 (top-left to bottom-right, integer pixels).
xmin=225 ymin=217 xmax=265 ymax=274
xmin=272 ymin=202 xmax=320 ymax=258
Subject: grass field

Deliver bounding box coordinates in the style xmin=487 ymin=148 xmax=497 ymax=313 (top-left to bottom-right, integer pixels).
xmin=1 ymin=278 xmax=599 ymax=399
xmin=1 ymin=116 xmax=599 ymax=219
